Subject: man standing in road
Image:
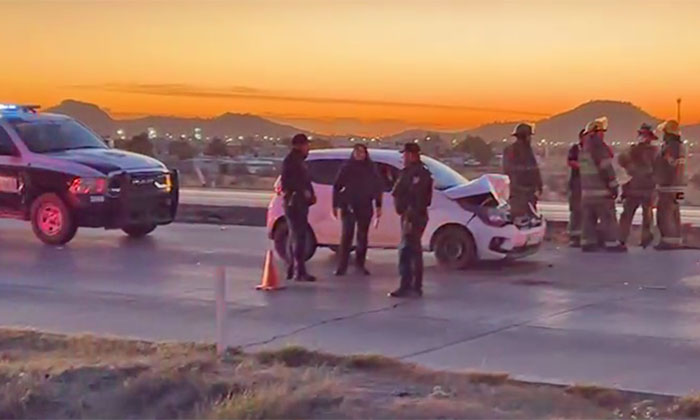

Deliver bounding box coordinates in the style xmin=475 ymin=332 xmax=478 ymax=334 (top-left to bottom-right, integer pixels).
xmin=280 ymin=133 xmax=317 ymax=282
xmin=567 ymin=129 xmax=585 ymax=247
xmin=389 ymin=143 xmax=433 ymax=298
xmin=503 ymin=123 xmax=543 ymax=228
xmin=618 ymin=123 xmax=659 ymax=248
xmin=654 ymin=120 xmax=686 ymax=250
xmin=579 ymin=117 xmax=627 ymax=252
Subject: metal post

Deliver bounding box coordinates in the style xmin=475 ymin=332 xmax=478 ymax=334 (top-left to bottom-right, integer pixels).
xmin=215 ymin=266 xmax=227 ymax=357
xmin=677 ymin=98 xmax=682 ymax=124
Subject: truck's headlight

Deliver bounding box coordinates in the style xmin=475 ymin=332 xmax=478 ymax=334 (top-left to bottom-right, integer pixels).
xmin=68 ymin=177 xmax=107 ymax=195
xmin=155 ymin=174 xmax=173 ymax=193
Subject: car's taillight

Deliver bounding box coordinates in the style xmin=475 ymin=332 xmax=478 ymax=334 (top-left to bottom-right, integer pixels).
xmin=69 ymin=177 xmax=107 ymax=195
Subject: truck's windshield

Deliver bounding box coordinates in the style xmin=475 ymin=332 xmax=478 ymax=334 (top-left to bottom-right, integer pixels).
xmin=10 ymin=119 xmax=108 ymax=154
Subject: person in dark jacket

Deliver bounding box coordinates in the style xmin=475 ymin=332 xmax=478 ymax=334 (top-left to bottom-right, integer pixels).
xmin=389 ymin=143 xmax=433 ymax=298
xmin=280 ymin=133 xmax=317 ymax=282
xmin=567 ymin=129 xmax=585 ymax=247
xmin=618 ymin=123 xmax=659 ymax=248
xmin=503 ymin=123 xmax=543 ymax=227
xmin=332 ymin=144 xmax=383 ymax=276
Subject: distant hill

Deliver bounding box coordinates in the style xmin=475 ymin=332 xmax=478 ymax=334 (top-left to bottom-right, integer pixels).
xmin=45 ymin=99 xmax=695 ymax=143
xmin=46 ymin=100 xmax=309 ymax=139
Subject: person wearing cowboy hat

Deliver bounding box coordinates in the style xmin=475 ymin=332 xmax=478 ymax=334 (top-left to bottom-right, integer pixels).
xmin=502 ymin=122 xmax=543 ymax=228
xmin=617 ymin=123 xmax=660 ymax=248
xmin=578 ymin=117 xmax=627 ymax=252
xmin=654 ymin=120 xmax=686 ymax=250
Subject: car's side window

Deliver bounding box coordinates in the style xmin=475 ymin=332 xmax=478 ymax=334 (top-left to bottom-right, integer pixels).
xmin=307 ymin=159 xmax=344 ymax=185
xmin=375 ymin=163 xmax=399 ymax=192
xmin=0 ymin=127 xmax=17 ymax=156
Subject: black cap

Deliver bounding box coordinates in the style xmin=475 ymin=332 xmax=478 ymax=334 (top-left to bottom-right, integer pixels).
xmin=291 ymin=133 xmax=309 ymax=146
xmin=401 ymin=142 xmax=421 ymax=154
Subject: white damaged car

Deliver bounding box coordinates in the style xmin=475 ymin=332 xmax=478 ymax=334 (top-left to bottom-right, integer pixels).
xmin=267 ymin=148 xmax=545 ymax=269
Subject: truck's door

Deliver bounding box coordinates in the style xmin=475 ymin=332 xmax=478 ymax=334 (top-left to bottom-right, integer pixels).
xmin=0 ymin=126 xmax=24 ymax=215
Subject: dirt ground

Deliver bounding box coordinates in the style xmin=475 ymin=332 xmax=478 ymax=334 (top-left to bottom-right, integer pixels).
xmin=2 ymin=329 xmax=699 ymax=419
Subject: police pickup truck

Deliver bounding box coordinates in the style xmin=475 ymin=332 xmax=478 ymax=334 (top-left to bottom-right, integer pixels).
xmin=0 ymin=104 xmax=179 ymax=245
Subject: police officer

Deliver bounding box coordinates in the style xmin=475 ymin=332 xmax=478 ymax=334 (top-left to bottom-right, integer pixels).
xmin=280 ymin=133 xmax=317 ymax=282
xmin=618 ymin=123 xmax=659 ymax=248
xmin=579 ymin=117 xmax=626 ymax=252
xmin=332 ymin=144 xmax=383 ymax=276
xmin=654 ymin=120 xmax=686 ymax=250
xmin=503 ymin=123 xmax=543 ymax=227
xmin=567 ymin=129 xmax=585 ymax=247
xmin=389 ymin=143 xmax=433 ymax=298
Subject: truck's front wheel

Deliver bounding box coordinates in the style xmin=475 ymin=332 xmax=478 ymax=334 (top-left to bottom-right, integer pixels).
xmin=30 ymin=193 xmax=78 ymax=245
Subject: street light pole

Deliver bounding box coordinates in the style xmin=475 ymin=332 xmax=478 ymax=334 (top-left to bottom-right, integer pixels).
xmin=677 ymin=97 xmax=682 ymax=124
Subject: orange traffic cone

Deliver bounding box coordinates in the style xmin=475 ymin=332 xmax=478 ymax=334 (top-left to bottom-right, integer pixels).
xmin=256 ymin=250 xmax=285 ymax=291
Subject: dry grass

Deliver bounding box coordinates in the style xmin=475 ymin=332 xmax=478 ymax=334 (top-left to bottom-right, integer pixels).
xmin=0 ymin=328 xmax=694 ymax=419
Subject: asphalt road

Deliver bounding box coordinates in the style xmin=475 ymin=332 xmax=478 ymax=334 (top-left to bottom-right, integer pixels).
xmin=2 ymin=220 xmax=700 ymax=396
xmin=179 ymin=188 xmax=700 ymax=226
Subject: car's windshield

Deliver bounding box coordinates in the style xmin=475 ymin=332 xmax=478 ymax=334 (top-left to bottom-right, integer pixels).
xmin=10 ymin=119 xmax=108 ymax=154
xmin=421 ymin=155 xmax=469 ymax=191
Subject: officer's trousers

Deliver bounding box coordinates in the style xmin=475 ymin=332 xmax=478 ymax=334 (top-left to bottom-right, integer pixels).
xmin=657 ymin=192 xmax=682 ymax=248
xmin=285 ymin=207 xmax=310 ymax=277
xmin=398 ymin=216 xmax=427 ymax=291
xmin=568 ymin=189 xmax=582 ymax=242
xmin=581 ymin=198 xmax=620 ymax=248
xmin=619 ymin=196 xmax=654 ymax=246
xmin=337 ymin=208 xmax=372 ymax=272
xmin=510 ymin=191 xmax=537 ymax=227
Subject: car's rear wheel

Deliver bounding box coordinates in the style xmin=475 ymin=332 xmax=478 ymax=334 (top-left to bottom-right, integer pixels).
xmin=122 ymin=224 xmax=157 ymax=238
xmin=30 ymin=193 xmax=78 ymax=245
xmin=433 ymin=226 xmax=476 ymax=269
xmin=273 ymin=220 xmax=316 ymax=262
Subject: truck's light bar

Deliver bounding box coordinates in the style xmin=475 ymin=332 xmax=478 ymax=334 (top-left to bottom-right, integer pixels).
xmin=0 ymin=104 xmax=40 ymax=113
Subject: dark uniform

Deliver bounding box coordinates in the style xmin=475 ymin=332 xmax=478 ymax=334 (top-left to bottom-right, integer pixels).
xmin=503 ymin=124 xmax=543 ymax=227
xmin=280 ymin=135 xmax=316 ymax=281
xmin=654 ymin=121 xmax=686 ymax=250
xmin=567 ymin=142 xmax=582 ymax=246
xmin=579 ymin=118 xmax=625 ymax=251
xmin=391 ymin=144 xmax=433 ymax=297
xmin=332 ymin=154 xmax=383 ymax=275
xmin=618 ymin=129 xmax=658 ymax=247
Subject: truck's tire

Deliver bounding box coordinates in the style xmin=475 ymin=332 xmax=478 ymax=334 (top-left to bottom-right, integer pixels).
xmin=30 ymin=193 xmax=78 ymax=245
xmin=272 ymin=220 xmax=316 ymax=262
xmin=122 ymin=224 xmax=157 ymax=238
xmin=433 ymin=226 xmax=476 ymax=270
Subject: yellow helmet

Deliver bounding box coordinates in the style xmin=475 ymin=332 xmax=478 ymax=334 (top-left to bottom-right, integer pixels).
xmin=657 ymin=120 xmax=680 ymax=136
xmin=584 ymin=117 xmax=608 ymax=134
xmin=511 ymin=122 xmax=535 ymax=137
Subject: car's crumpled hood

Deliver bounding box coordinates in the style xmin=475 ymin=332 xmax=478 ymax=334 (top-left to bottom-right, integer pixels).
xmin=444 ymin=174 xmax=510 ymax=205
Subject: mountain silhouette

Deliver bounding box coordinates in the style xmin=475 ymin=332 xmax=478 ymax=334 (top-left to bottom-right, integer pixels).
xmin=46 ymin=100 xmax=307 ymax=139
xmin=46 ymin=99 xmax=690 ymax=142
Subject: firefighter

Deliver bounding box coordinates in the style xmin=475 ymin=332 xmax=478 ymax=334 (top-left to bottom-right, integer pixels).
xmin=579 ymin=117 xmax=627 ymax=252
xmin=654 ymin=120 xmax=686 ymax=250
xmin=280 ymin=133 xmax=317 ymax=282
xmin=389 ymin=143 xmax=433 ymax=298
xmin=618 ymin=123 xmax=659 ymax=248
xmin=567 ymin=129 xmax=585 ymax=247
xmin=503 ymin=123 xmax=543 ymax=227
xmin=332 ymin=144 xmax=383 ymax=276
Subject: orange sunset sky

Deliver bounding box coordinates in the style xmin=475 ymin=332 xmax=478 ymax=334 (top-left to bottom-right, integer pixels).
xmin=3 ymin=0 xmax=700 ymax=135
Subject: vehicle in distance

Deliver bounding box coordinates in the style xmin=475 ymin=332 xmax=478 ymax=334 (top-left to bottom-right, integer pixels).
xmin=267 ymin=148 xmax=546 ymax=269
xmin=0 ymin=104 xmax=179 ymax=245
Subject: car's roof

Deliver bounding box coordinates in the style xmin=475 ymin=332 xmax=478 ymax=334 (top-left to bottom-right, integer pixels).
xmin=308 ymin=148 xmax=403 ymax=165
xmin=0 ymin=111 xmax=71 ymax=124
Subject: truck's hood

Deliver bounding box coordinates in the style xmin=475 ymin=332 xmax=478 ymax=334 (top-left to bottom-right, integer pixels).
xmin=444 ymin=174 xmax=510 ymax=204
xmin=45 ymin=149 xmax=166 ymax=174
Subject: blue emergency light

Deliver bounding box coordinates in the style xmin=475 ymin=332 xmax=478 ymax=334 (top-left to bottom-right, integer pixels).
xmin=0 ymin=104 xmax=40 ymax=113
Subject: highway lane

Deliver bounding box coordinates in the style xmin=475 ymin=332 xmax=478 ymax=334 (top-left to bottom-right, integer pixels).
xmin=1 ymin=220 xmax=700 ymax=395
xmin=179 ymin=188 xmax=700 ymax=226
